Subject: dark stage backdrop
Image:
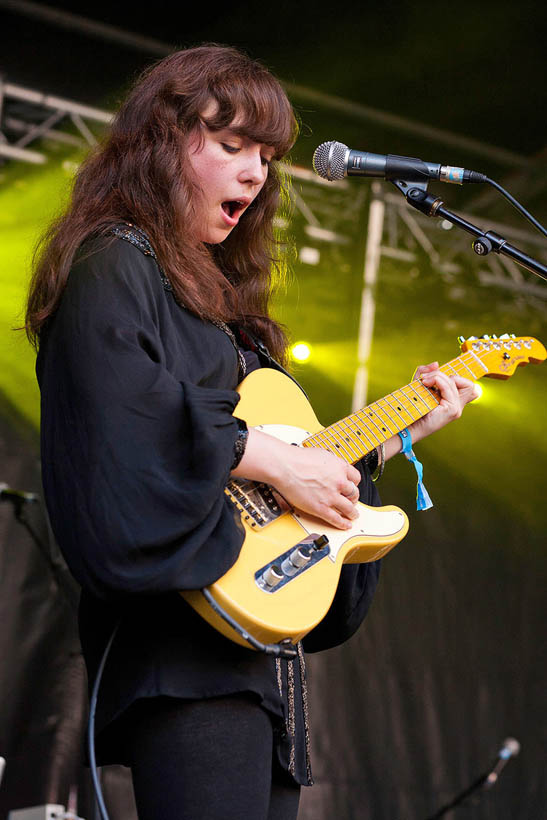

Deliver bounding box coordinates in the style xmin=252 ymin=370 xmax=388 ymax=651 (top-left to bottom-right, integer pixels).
xmin=0 ymin=403 xmax=138 ymax=820
xmin=300 ymin=463 xmax=546 ymax=819
xmin=1 ymin=391 xmax=545 ymax=820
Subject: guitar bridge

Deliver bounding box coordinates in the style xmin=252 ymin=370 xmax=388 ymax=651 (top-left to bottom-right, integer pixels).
xmin=225 ymin=479 xmax=283 ymax=528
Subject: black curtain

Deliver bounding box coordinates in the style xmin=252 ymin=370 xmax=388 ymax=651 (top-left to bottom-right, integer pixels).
xmin=0 ymin=402 xmax=137 ymax=819
xmin=299 ymin=456 xmax=546 ymax=819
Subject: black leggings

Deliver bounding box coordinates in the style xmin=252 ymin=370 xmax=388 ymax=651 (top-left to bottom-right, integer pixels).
xmin=123 ymin=695 xmax=301 ymax=820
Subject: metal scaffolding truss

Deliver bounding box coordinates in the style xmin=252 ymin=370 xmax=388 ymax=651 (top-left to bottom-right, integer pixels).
xmin=0 ymin=79 xmax=112 ymax=165
xmin=285 ymin=174 xmax=547 ymax=409
xmin=0 ymin=67 xmax=544 ymax=413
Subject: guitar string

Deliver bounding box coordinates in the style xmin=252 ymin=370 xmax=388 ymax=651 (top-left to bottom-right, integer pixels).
xmin=302 ymin=341 xmax=529 ymax=460
xmin=302 ymin=349 xmax=488 ymax=460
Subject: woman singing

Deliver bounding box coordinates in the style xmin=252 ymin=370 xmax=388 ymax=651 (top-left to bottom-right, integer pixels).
xmin=26 ymin=45 xmax=476 ymax=820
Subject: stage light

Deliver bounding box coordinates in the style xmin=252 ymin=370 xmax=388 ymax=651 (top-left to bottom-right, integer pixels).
xmin=291 ymin=342 xmax=311 ymax=362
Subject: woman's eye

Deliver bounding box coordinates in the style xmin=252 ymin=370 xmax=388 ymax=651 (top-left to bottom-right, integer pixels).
xmin=221 ymin=143 xmax=239 ymax=154
xmin=261 ymin=156 xmax=271 ymax=167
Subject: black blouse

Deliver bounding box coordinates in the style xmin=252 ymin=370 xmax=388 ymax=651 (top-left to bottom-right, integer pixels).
xmin=36 ymin=235 xmax=381 ymax=786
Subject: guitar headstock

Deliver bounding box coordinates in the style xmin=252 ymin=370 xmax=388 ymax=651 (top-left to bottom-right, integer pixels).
xmin=458 ymin=334 xmax=547 ymax=379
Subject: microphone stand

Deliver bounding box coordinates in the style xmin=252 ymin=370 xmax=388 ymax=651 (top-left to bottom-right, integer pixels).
xmin=424 ymin=767 xmax=495 ymax=819
xmin=1 ymin=486 xmax=80 ymax=612
xmin=391 ymin=180 xmax=547 ymax=281
xmin=425 ymin=737 xmax=520 ymax=819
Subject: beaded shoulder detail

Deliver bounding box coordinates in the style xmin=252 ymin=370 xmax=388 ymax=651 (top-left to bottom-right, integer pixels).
xmin=108 ymin=223 xmax=246 ymax=380
xmin=109 ymin=223 xmax=173 ymax=292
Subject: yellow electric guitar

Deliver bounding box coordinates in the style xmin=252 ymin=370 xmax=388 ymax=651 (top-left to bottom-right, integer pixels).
xmin=182 ymin=335 xmax=546 ymax=652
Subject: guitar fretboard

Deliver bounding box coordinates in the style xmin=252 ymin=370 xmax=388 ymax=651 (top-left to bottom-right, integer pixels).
xmin=301 ymin=350 xmax=487 ymax=463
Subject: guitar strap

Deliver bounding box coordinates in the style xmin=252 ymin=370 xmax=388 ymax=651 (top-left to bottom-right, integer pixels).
xmin=235 ymin=327 xmax=309 ymax=398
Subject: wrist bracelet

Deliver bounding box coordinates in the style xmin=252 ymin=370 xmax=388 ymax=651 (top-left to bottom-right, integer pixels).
xmin=231 ymin=418 xmax=249 ymax=470
xmin=371 ymin=443 xmax=385 ymax=482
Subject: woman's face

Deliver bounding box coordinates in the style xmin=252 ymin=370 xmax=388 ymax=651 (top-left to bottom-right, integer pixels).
xmin=187 ymin=108 xmax=275 ymax=244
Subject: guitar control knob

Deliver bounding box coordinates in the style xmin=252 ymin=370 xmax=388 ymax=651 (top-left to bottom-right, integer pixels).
xmin=261 ymin=565 xmax=284 ymax=588
xmin=289 ymin=546 xmax=312 ymax=567
xmin=281 ymin=546 xmax=312 ymax=576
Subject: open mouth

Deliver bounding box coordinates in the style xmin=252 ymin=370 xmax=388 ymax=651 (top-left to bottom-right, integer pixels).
xmin=221 ymin=200 xmax=247 ymax=219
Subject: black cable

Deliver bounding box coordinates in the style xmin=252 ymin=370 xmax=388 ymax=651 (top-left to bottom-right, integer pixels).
xmin=484 ymin=177 xmax=547 ymax=239
xmin=87 ymin=620 xmax=122 ymax=820
xmin=201 ymin=588 xmax=297 ymax=659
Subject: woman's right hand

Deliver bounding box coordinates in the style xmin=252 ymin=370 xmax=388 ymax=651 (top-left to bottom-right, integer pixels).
xmin=231 ymin=428 xmax=362 ymax=530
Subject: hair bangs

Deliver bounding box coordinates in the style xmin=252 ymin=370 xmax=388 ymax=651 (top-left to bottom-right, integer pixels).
xmin=202 ymin=72 xmax=298 ymax=158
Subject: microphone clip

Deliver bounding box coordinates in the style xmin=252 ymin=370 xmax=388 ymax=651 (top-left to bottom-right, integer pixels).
xmin=391 ymin=180 xmax=444 ymax=218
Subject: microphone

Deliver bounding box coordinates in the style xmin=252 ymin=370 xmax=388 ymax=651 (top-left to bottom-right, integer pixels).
xmin=0 ymin=482 xmax=39 ymax=505
xmin=313 ymin=140 xmax=487 ymax=185
xmin=484 ymin=737 xmax=520 ymax=789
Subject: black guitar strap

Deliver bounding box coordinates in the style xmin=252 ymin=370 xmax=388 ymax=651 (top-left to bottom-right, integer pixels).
xmin=235 ymin=327 xmax=309 ymax=399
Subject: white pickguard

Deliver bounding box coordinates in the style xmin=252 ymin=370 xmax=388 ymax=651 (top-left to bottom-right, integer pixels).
xmin=255 ymin=423 xmax=407 ymax=562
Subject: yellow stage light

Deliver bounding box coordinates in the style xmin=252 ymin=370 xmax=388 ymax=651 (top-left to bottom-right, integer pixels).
xmin=291 ymin=342 xmax=311 ymax=362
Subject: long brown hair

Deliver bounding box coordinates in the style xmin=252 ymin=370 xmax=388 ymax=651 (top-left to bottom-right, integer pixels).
xmin=26 ymin=45 xmax=298 ymax=361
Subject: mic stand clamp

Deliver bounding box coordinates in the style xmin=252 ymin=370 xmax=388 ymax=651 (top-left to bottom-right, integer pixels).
xmin=391 ymin=180 xmax=547 ymax=282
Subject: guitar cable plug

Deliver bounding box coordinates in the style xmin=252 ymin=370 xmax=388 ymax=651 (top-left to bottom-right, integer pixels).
xmin=201 ymin=587 xmax=298 ymax=659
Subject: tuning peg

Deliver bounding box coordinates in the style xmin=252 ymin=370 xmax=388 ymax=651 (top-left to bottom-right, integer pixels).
xmin=481 ymin=334 xmax=491 ymax=340
xmin=500 ymin=333 xmax=510 ymax=339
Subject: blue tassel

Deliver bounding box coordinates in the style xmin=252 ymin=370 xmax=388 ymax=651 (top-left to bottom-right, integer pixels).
xmin=416 ymin=479 xmax=433 ymax=511
xmin=398 ymin=429 xmax=433 ymax=511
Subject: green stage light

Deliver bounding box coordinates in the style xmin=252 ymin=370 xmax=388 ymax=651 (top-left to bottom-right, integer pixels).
xmin=291 ymin=342 xmax=311 ymax=362
xmin=0 ymin=148 xmax=83 ymax=430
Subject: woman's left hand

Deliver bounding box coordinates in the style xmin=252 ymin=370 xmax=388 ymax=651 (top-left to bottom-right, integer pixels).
xmin=407 ymin=361 xmax=480 ymax=446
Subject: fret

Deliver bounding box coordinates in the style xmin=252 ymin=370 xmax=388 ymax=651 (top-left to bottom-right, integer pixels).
xmin=365 ymin=400 xmax=399 ymax=438
xmin=404 ymin=381 xmax=438 ymax=413
xmin=359 ymin=405 xmax=393 ymax=441
xmin=349 ymin=414 xmax=380 ymax=452
xmin=331 ymin=419 xmax=375 ymax=459
xmin=336 ymin=420 xmax=369 ymax=460
xmin=307 ymin=426 xmax=356 ymax=462
xmin=305 ymin=428 xmax=340 ymax=455
xmin=389 ymin=388 xmax=423 ymax=423
xmin=380 ymin=394 xmax=413 ymax=427
xmin=449 ymin=355 xmax=476 ymax=379
xmin=465 ymin=349 xmax=489 ymax=374
xmin=329 ymin=424 xmax=361 ymax=461
xmin=342 ymin=413 xmax=380 ymax=450
xmin=458 ymin=352 xmax=483 ymax=378
xmin=336 ymin=424 xmax=364 ymax=460
xmin=418 ymin=381 xmax=441 ymax=405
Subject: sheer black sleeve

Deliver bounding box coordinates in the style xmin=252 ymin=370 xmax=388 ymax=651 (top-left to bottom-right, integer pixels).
xmin=37 ymin=239 xmax=245 ymax=599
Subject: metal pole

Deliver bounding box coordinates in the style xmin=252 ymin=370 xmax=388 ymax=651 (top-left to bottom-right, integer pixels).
xmin=352 ymin=182 xmax=385 ymax=412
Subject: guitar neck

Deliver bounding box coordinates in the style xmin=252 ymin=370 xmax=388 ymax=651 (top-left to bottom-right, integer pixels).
xmin=301 ymin=350 xmax=488 ymax=464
